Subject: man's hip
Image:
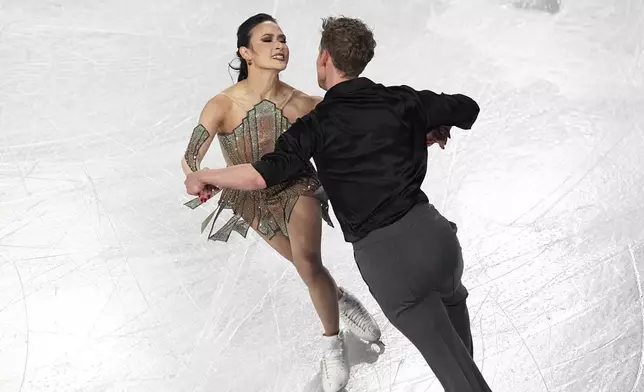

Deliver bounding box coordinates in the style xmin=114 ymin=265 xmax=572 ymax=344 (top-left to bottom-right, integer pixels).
xmin=352 ymin=202 xmax=465 ymax=313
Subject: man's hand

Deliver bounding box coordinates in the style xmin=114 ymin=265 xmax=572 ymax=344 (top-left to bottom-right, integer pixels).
xmin=426 ymin=125 xmax=451 ymax=149
xmin=185 ymin=171 xmax=208 ymax=196
xmin=190 ymin=167 xmax=220 ymax=202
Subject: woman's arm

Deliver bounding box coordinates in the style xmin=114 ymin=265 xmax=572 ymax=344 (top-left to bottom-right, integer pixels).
xmin=181 ymin=94 xmax=230 ymax=176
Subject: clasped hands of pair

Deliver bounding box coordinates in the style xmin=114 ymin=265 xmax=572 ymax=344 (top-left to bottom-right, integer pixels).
xmin=184 ymin=170 xmax=219 ymax=202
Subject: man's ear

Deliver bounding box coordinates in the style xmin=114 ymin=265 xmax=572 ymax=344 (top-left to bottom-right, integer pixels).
xmin=319 ymin=49 xmax=330 ymax=66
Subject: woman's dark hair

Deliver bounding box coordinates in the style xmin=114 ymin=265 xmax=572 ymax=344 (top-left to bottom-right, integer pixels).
xmin=229 ymin=13 xmax=277 ymax=82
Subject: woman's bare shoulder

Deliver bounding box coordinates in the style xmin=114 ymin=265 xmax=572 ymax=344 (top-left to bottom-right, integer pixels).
xmin=203 ymin=93 xmax=233 ymax=115
xmin=287 ymin=87 xmax=323 ymax=115
xmin=198 ymin=93 xmax=234 ymax=133
xmin=219 ymin=82 xmax=246 ymax=100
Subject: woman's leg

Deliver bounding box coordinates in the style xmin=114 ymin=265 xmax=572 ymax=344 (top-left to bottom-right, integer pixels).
xmin=285 ymin=195 xmax=340 ymax=335
xmin=250 ymin=197 xmax=340 ymax=336
xmin=248 ymin=195 xmax=381 ymax=391
xmin=251 ymin=219 xmax=344 ymax=303
xmin=285 ymin=195 xmax=348 ymax=391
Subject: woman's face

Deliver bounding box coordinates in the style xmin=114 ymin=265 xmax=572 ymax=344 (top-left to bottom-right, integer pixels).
xmin=240 ymin=21 xmax=289 ymax=73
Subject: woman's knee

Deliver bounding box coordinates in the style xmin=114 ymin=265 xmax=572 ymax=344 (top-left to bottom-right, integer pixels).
xmin=293 ymin=252 xmax=326 ymax=285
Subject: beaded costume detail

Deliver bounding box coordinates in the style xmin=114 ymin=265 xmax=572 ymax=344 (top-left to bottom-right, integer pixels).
xmin=188 ymin=98 xmax=333 ymax=242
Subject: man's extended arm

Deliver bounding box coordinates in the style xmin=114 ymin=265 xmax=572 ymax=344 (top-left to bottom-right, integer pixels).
xmin=185 ymin=114 xmax=323 ymax=195
xmin=397 ymin=85 xmax=480 ymax=132
xmin=419 ymin=89 xmax=480 ymax=131
xmin=252 ymin=114 xmax=323 ymax=187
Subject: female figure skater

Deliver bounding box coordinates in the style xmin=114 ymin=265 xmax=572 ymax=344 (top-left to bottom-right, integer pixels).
xmin=180 ymin=13 xmax=381 ymax=392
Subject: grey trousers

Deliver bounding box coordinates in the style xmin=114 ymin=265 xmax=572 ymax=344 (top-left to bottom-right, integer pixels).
xmin=352 ymin=202 xmax=492 ymax=392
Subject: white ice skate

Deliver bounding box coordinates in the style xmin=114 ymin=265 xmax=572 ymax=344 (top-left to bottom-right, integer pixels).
xmin=338 ymin=287 xmax=382 ymax=343
xmin=320 ymin=332 xmax=350 ymax=392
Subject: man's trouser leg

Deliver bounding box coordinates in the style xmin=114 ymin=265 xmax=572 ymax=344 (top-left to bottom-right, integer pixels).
xmin=352 ymin=203 xmax=491 ymax=392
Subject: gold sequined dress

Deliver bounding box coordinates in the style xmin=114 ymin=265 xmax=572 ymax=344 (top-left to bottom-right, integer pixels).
xmin=195 ymin=92 xmax=333 ymax=242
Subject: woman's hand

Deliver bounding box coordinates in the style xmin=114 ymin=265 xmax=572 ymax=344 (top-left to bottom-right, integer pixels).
xmin=199 ymin=185 xmax=220 ymax=203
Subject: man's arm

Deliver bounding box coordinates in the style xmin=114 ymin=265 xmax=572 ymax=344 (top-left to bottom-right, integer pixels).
xmin=419 ymin=89 xmax=480 ymax=131
xmin=188 ymin=113 xmax=323 ymax=192
xmin=187 ymin=163 xmax=265 ymax=193
xmin=397 ymin=86 xmax=480 ymax=132
xmin=252 ymin=113 xmax=323 ymax=187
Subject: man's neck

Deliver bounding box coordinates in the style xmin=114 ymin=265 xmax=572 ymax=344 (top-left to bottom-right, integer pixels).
xmin=325 ymin=73 xmax=355 ymax=91
xmin=243 ymin=70 xmax=281 ymax=101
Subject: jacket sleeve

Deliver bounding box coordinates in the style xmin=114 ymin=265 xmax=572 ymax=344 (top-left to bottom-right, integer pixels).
xmin=252 ymin=113 xmax=324 ymax=188
xmin=396 ymin=85 xmax=481 ymax=131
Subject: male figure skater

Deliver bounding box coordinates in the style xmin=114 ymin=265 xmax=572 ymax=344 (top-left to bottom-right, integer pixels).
xmin=185 ymin=16 xmax=492 ymax=392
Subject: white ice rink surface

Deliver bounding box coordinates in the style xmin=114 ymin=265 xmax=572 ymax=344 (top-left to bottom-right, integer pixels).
xmin=1 ymin=0 xmax=644 ymax=391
